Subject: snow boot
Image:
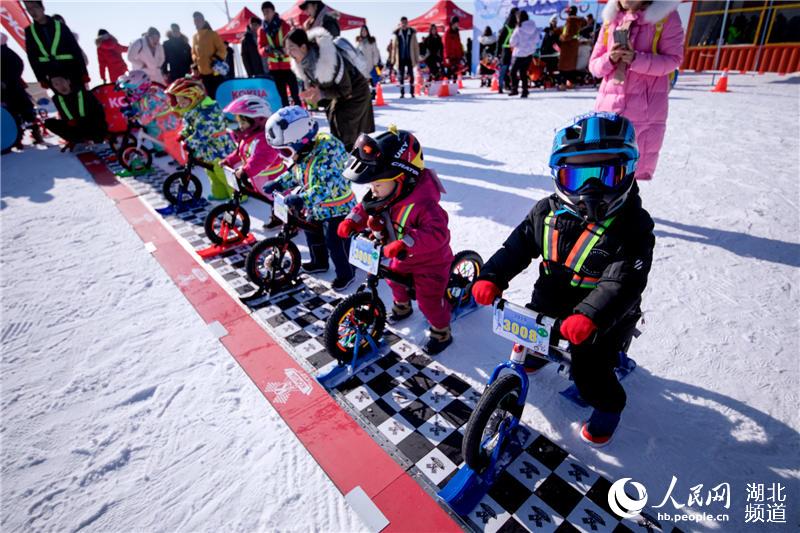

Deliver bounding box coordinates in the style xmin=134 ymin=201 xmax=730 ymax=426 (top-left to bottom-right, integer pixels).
xmin=31 ymin=123 xmax=45 ymax=144
xmin=331 ymin=275 xmax=355 ymax=291
xmin=580 ymin=410 xmax=621 ymax=447
xmin=388 ymin=301 xmax=413 ymax=323
xmin=424 ymin=326 xmax=453 ymax=355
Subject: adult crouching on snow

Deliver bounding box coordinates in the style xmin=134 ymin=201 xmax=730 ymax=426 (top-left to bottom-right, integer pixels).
xmin=96 ymin=29 xmax=128 ymax=84
xmin=128 ymin=28 xmax=165 ymax=85
xmin=286 ymin=28 xmax=374 ymax=151
xmin=508 ymin=11 xmax=539 ymax=98
xmin=589 ymin=0 xmax=684 ymax=181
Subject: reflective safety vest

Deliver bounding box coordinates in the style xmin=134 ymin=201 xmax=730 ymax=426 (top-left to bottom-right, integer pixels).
xmin=502 ymin=25 xmax=513 ymax=48
xmin=541 ymin=210 xmax=616 ymax=289
xmin=263 ymin=25 xmax=291 ymax=70
xmin=56 ymin=92 xmax=85 ymax=121
xmin=30 ymin=19 xmax=75 ymax=63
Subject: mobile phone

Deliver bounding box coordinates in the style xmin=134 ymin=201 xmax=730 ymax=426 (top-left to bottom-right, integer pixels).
xmin=613 ymin=29 xmax=629 ymax=48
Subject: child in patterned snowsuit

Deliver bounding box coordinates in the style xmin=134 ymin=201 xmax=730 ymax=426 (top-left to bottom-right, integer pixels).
xmin=264 ymin=107 xmax=356 ymax=289
xmin=165 ymin=77 xmax=236 ymax=200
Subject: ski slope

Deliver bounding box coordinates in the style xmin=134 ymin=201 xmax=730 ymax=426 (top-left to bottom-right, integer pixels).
xmin=2 ymin=72 xmax=798 ymax=532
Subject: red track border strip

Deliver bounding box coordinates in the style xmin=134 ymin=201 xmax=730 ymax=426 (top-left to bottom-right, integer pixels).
xmin=77 ymin=153 xmax=461 ymax=533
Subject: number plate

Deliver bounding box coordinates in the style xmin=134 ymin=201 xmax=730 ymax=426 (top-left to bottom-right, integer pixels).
xmin=223 ymin=167 xmax=239 ymax=191
xmin=273 ymin=192 xmax=289 ymax=223
xmin=348 ymin=236 xmax=381 ymax=275
xmin=492 ymin=301 xmax=555 ymax=354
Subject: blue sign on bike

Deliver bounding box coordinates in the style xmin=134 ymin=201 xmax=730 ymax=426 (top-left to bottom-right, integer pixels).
xmin=348 ymin=236 xmax=381 ymax=275
xmin=492 ymin=300 xmax=554 ymax=354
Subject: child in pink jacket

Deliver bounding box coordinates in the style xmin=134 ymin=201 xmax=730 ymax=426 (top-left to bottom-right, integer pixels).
xmin=337 ymin=128 xmax=455 ymax=355
xmin=221 ymin=96 xmax=286 ymax=221
xmin=589 ymin=0 xmax=684 ymax=180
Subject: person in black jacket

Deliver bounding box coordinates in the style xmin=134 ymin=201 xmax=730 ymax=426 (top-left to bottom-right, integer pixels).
xmin=1 ymin=34 xmax=45 ymax=147
xmin=472 ymin=113 xmax=655 ymax=447
xmin=45 ymin=71 xmax=107 ymax=147
xmin=422 ymin=24 xmax=444 ymax=80
xmin=241 ymin=17 xmax=265 ymax=77
xmin=162 ymin=24 xmax=192 ymax=82
xmin=494 ymin=8 xmax=518 ymax=93
xmin=23 ymin=1 xmax=88 ymax=88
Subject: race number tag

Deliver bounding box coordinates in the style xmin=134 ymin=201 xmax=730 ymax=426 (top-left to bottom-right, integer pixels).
xmin=273 ymin=192 xmax=289 ymax=223
xmin=348 ymin=236 xmax=381 ymax=275
xmin=222 ymin=167 xmax=240 ymax=192
xmin=492 ymin=301 xmax=555 ymax=354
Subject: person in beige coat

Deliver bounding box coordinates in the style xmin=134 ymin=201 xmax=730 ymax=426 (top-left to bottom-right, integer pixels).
xmin=389 ymin=17 xmax=420 ymax=98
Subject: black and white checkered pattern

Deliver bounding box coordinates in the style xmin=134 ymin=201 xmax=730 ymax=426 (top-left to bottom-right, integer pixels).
xmin=93 ymin=148 xmax=683 ymax=533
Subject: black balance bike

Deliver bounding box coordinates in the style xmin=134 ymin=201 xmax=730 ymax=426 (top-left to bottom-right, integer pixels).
xmin=318 ymin=232 xmax=483 ymax=388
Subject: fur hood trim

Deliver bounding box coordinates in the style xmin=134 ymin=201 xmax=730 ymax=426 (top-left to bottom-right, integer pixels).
xmin=291 ymin=27 xmax=340 ymax=85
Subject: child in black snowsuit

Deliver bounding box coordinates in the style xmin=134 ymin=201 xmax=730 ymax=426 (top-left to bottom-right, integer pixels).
xmin=472 ymin=112 xmax=655 ymax=446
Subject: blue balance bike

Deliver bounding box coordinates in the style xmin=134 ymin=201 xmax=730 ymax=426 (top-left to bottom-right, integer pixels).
xmin=438 ymin=299 xmax=636 ymax=515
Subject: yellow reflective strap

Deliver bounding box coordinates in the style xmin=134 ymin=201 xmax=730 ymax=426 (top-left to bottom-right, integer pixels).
xmin=395 ymin=203 xmax=415 ymax=240
xmin=57 ymin=95 xmax=72 ymax=121
xmin=77 ymin=91 xmax=84 ymax=117
xmin=29 ymin=23 xmax=50 ymax=62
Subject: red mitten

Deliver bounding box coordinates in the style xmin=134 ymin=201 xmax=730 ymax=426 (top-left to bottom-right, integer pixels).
xmin=560 ymin=314 xmax=598 ymax=345
xmin=337 ymin=218 xmax=359 ymax=238
xmin=367 ymin=215 xmax=386 ymax=233
xmin=471 ymin=280 xmax=502 ymax=306
xmin=383 ymin=240 xmax=407 ymax=258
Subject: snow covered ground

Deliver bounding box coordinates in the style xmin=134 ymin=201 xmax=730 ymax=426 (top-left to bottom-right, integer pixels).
xmin=2 ymin=72 xmax=798 ymax=532
xmin=0 ymin=149 xmax=365 ymax=532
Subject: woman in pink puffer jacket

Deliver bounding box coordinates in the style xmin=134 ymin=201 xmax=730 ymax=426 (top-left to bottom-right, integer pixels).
xmin=589 ymin=0 xmax=684 ymax=181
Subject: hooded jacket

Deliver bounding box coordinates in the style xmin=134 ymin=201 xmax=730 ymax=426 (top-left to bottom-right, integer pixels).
xmin=128 ymin=36 xmax=165 ymax=84
xmin=478 ymin=185 xmax=654 ymax=332
xmin=181 ymin=96 xmax=236 ymax=163
xmin=510 ymin=20 xmax=540 ymax=58
xmin=192 ymin=25 xmax=227 ymax=76
xmin=272 ymin=133 xmax=356 ymax=221
xmin=96 ymin=34 xmax=128 ymax=83
xmin=222 ymin=128 xmax=286 ymax=191
xmin=344 ymin=169 xmax=454 ymax=272
xmin=589 ymin=0 xmax=683 ymax=180
xmin=291 ymin=28 xmax=374 ymax=150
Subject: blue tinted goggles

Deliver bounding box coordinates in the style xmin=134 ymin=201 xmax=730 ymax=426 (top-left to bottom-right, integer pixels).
xmin=553 ymin=161 xmax=634 ymax=192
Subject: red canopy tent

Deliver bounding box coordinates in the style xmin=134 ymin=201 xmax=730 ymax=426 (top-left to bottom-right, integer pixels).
xmin=408 ymin=0 xmax=473 ymax=33
xmin=281 ymin=1 xmax=366 ymax=32
xmin=215 ymin=7 xmax=259 ymax=43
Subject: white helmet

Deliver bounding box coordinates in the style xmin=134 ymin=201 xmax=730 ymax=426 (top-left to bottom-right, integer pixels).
xmin=265 ymin=106 xmax=319 ymax=158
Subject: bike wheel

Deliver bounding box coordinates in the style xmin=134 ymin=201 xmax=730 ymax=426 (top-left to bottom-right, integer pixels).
xmin=324 ymin=291 xmax=386 ymax=364
xmin=446 ymin=250 xmax=483 ymax=306
xmin=109 ymin=132 xmax=135 ymax=152
xmin=118 ymin=145 xmax=152 ymax=172
xmin=245 ymin=237 xmax=301 ymax=289
xmin=462 ymin=373 xmax=524 ymax=473
xmin=162 ymin=172 xmax=202 ymax=205
xmin=204 ymin=203 xmax=251 ymax=245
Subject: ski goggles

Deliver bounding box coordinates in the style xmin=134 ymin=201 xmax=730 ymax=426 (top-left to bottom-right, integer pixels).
xmin=553 ymin=161 xmax=634 ymax=193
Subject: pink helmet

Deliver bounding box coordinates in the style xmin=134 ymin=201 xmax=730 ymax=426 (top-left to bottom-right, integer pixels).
xmin=223 ymin=95 xmax=272 ymax=119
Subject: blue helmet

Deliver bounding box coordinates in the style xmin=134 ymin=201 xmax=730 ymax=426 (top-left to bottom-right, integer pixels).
xmin=549 ymin=112 xmax=639 ymax=222
xmin=265 ymin=106 xmax=319 ymax=159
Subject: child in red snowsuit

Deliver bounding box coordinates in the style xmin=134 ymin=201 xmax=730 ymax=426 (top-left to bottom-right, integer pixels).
xmin=337 ymin=127 xmax=455 ymax=355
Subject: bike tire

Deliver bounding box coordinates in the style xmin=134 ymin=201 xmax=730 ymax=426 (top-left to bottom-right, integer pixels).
xmin=162 ymin=172 xmax=202 ymax=205
xmin=204 ymin=203 xmax=251 ymax=245
xmin=462 ymin=373 xmax=524 ymax=473
xmin=446 ymin=250 xmax=483 ymax=306
xmin=324 ymin=291 xmax=386 ymax=364
xmin=118 ymin=145 xmax=153 ymax=171
xmin=245 ymin=237 xmax=301 ymax=290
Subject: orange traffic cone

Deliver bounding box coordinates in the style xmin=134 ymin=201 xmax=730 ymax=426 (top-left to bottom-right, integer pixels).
xmin=438 ymin=81 xmax=450 ymax=97
xmin=457 ymin=73 xmax=464 ymax=89
xmin=490 ymin=74 xmax=499 ymax=92
xmin=712 ymin=69 xmax=729 ymax=93
xmin=374 ymin=83 xmax=386 ymax=107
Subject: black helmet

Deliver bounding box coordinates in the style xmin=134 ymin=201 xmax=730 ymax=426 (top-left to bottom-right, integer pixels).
xmin=549 ymin=112 xmax=639 ymax=222
xmin=344 ymin=127 xmax=424 ymax=213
